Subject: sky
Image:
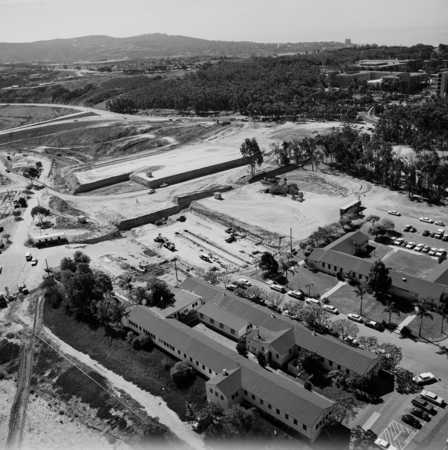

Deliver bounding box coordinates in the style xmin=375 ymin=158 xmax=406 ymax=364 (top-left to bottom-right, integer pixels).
xmin=1 ymin=0 xmax=447 ymax=46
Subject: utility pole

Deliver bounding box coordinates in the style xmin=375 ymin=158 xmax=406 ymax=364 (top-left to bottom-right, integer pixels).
xmin=290 ymin=228 xmax=293 ymax=252
xmin=172 ymin=258 xmax=179 ymax=286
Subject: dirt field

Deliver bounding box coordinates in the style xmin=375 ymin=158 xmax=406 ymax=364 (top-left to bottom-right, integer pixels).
xmin=0 ymin=105 xmax=77 ymax=131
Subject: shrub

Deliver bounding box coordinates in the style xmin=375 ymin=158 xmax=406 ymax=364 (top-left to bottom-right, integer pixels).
xmin=132 ymin=335 xmax=152 ymax=351
xmin=304 ymin=381 xmax=312 ymax=391
xmin=170 ymin=361 xmax=195 ymax=385
xmin=161 ymin=358 xmax=172 ymax=371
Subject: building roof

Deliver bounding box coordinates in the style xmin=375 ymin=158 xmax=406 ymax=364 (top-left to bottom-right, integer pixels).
xmin=148 ymin=288 xmax=201 ymax=318
xmin=309 ymin=249 xmax=372 ymax=276
xmin=207 ymin=368 xmax=242 ymax=397
xmin=180 ymin=277 xmax=379 ymax=375
xmin=270 ymin=328 xmax=296 ymax=355
xmin=424 ymin=261 xmax=448 ymax=285
xmin=389 ymin=270 xmax=446 ymax=300
xmin=126 ymin=306 xmax=333 ymax=427
xmin=325 ymin=230 xmax=369 ymax=254
xmin=198 ymin=302 xmax=248 ymax=330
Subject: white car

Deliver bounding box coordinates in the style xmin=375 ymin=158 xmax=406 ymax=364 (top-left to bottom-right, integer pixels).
xmin=347 ymin=313 xmax=363 ymax=323
xmin=31 ymin=258 xmax=38 ymax=266
xmin=406 ymin=242 xmax=415 ymax=249
xmin=375 ymin=437 xmax=397 ymax=450
xmin=388 ymin=210 xmax=401 ymax=216
xmin=393 ymin=238 xmax=404 ymax=246
xmin=429 ymin=248 xmax=438 ymax=256
xmin=287 ymin=290 xmax=304 ymax=300
xmin=413 ymin=372 xmax=436 ymax=385
xmin=435 ymin=248 xmax=446 ymax=257
xmin=414 ymin=243 xmax=424 ymax=252
xmin=323 ymin=305 xmax=339 ymax=314
xmin=270 ymin=284 xmax=286 ymax=293
xmin=420 ymin=390 xmax=445 ymax=406
xmin=305 ymin=298 xmax=320 ymax=306
xmin=434 ymin=221 xmax=445 ymax=226
xmin=238 ymin=278 xmax=252 ymax=287
xmin=419 ymin=217 xmax=434 ymax=223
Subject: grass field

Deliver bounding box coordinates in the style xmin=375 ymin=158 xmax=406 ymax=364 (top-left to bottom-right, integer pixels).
xmin=408 ymin=311 xmax=446 ymax=341
xmin=43 ymin=302 xmax=208 ymax=420
xmin=328 ymin=284 xmax=405 ymax=325
xmin=287 ymin=267 xmax=339 ymax=298
xmin=383 ymin=250 xmax=438 ymax=278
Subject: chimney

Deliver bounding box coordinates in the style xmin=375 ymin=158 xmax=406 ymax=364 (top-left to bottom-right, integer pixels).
xmin=271 ymin=314 xmax=276 ymax=318
xmin=223 ymin=369 xmax=228 ymax=376
xmin=402 ymin=277 xmax=406 ymax=281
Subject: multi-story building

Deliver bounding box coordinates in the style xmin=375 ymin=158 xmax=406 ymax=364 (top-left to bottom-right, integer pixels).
xmin=433 ymin=72 xmax=448 ymax=97
xmin=123 ymin=306 xmax=333 ymax=442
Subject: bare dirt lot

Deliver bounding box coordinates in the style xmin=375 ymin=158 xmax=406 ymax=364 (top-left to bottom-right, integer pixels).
xmin=0 ymin=105 xmax=77 ymax=131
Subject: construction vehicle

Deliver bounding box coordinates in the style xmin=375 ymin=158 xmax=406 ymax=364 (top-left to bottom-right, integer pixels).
xmin=163 ymin=240 xmax=176 ymax=251
xmin=199 ymin=252 xmax=211 ymax=262
xmin=154 ymin=233 xmax=165 ymax=243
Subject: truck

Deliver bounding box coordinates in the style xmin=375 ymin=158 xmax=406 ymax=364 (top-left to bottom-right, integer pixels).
xmin=199 ymin=252 xmax=211 ymax=262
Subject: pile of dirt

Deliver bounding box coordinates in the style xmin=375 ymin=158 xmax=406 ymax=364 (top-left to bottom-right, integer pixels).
xmin=48 ymin=196 xmax=84 ymax=217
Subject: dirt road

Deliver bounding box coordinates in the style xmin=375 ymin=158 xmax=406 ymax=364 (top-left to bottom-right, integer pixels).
xmin=5 ymin=296 xmax=42 ymax=450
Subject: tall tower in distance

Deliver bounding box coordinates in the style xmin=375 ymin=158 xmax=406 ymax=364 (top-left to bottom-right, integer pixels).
xmin=345 ymin=38 xmax=352 ymax=45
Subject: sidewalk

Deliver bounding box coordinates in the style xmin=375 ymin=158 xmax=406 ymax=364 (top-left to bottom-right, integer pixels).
xmin=394 ymin=314 xmax=416 ymax=334
xmin=321 ymin=280 xmax=346 ymax=299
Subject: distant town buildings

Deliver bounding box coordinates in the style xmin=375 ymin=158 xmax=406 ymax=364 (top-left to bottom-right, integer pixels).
xmin=432 ymin=71 xmax=448 ymax=97
xmin=345 ymin=39 xmax=352 ymax=45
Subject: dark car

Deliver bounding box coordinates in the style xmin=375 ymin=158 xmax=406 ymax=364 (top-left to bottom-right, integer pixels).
xmin=225 ymin=228 xmax=234 ymax=234
xmin=402 ymin=414 xmax=422 ymax=428
xmin=430 ymin=232 xmax=436 ymax=238
xmin=411 ymin=408 xmax=431 ymax=421
xmin=422 ymin=230 xmax=430 ymax=236
xmin=409 ymin=227 xmax=417 ymax=233
xmin=225 ymin=235 xmax=236 ymax=243
xmin=442 ymin=235 xmax=448 ymax=242
xmin=411 ymin=397 xmax=436 ymax=415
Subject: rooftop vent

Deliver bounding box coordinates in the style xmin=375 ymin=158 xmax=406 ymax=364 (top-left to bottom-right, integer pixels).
xmin=271 ymin=314 xmax=276 ymax=318
xmin=402 ymin=277 xmax=407 ymax=281
xmin=223 ymin=369 xmax=228 ymax=376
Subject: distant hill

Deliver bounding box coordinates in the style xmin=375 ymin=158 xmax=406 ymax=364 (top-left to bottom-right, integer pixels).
xmin=0 ymin=33 xmax=346 ymax=63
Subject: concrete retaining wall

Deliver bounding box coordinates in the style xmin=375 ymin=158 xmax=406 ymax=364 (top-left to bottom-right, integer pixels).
xmin=71 ymin=172 xmax=132 ymax=194
xmin=116 ymin=186 xmax=232 ymax=230
xmin=130 ymin=158 xmax=247 ymax=189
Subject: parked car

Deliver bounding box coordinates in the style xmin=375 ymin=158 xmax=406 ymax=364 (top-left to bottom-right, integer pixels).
xmin=435 ymin=221 xmax=445 ymax=226
xmin=429 ymin=248 xmax=438 ymax=256
xmin=435 ymin=233 xmax=443 ymax=240
xmin=420 ymin=390 xmax=446 ymax=406
xmin=435 ymin=248 xmax=446 ymax=258
xmin=226 ymin=283 xmax=238 ymax=291
xmin=31 ymin=258 xmax=38 ymax=266
xmin=270 ymin=284 xmax=286 ymax=293
xmin=422 ymin=230 xmax=430 ymax=236
xmin=305 ymin=298 xmax=320 ymax=306
xmin=422 ymin=246 xmax=430 ymax=253
xmin=365 ymin=320 xmax=379 ymax=329
xmin=430 ymin=232 xmax=436 ymax=238
xmin=413 ymin=372 xmax=436 ymax=385
xmin=393 ymin=238 xmax=404 ymax=246
xmin=374 ymin=438 xmax=397 ymax=450
xmin=347 ymin=313 xmax=363 ymax=323
xmin=420 ymin=217 xmax=433 ymax=223
xmin=409 ymin=227 xmax=417 ymax=233
xmin=414 ymin=243 xmax=424 ymax=252
xmin=403 ymin=225 xmax=412 ymax=232
xmin=225 ymin=228 xmax=234 ymax=234
xmin=238 ymin=278 xmax=252 ymax=287
xmin=442 ymin=235 xmax=448 ymax=242
xmin=5 ymin=169 xmax=10 ymax=173
xmin=225 ymin=235 xmax=236 ymax=243
xmin=344 ymin=335 xmax=359 ymax=347
xmin=406 ymin=242 xmax=416 ymax=249
xmin=388 ymin=210 xmax=401 ymax=216
xmin=411 ymin=408 xmax=431 ymax=421
xmin=287 ymin=290 xmax=304 ymax=300
xmin=323 ymin=305 xmax=339 ymax=314
xmin=402 ymin=414 xmax=422 ymax=428
xmin=411 ymin=397 xmax=437 ymax=415
xmin=159 ymin=183 xmax=169 ymax=188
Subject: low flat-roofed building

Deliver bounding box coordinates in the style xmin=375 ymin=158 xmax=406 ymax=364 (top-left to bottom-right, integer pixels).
xmin=148 ymin=288 xmax=202 ymax=320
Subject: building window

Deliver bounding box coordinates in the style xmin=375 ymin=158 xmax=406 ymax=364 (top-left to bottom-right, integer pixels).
xmin=262 ymin=347 xmax=265 ymax=352
xmin=260 ymin=399 xmax=263 ymax=405
xmin=244 ymin=390 xmax=247 ymax=395
xmin=285 ymin=414 xmax=288 ymax=420
xmin=219 ymin=323 xmax=224 ymax=329
xmin=209 ymin=369 xmax=212 ymax=374
xmin=359 ymin=274 xmax=362 ymax=279
xmin=294 ymin=419 xmax=297 ymax=425
xmin=202 ymin=364 xmax=205 ymax=370
xmin=190 ymin=357 xmax=193 ymax=362
xmin=338 ymin=365 xmax=341 ymax=370
xmin=215 ymin=392 xmax=218 ymax=397
xmin=252 ymin=394 xmax=255 ymax=400
xmin=231 ymin=329 xmax=235 ymax=335
xmin=276 ymin=409 xmax=280 ymax=415
xmin=196 ymin=361 xmax=199 ymax=366
xmin=210 ymin=319 xmax=214 ymax=324
xmin=328 ymin=361 xmax=333 ymax=366
xmin=220 ymin=395 xmax=224 ymax=400
xmin=210 ymin=388 xmax=213 ymax=393
xmin=289 ymin=349 xmax=291 ymax=354
xmin=346 ymin=369 xmax=349 ymax=374
xmin=276 ymin=354 xmax=279 ymax=359
xmin=184 ymin=353 xmax=186 ymax=358
xmin=322 ymin=263 xmax=325 ymax=268
xmin=199 ymin=313 xmax=204 ymax=318
xmin=268 ymin=404 xmax=271 ymax=409
xmin=303 ymin=425 xmax=307 ymax=431
xmin=178 ymin=350 xmax=180 ymax=354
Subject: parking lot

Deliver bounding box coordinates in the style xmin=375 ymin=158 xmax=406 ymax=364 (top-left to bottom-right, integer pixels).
xmin=378 ymin=421 xmax=417 ymax=450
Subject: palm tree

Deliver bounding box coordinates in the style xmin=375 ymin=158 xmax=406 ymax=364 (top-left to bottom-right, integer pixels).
xmin=383 ymin=300 xmax=400 ymax=325
xmin=354 ymin=282 xmax=368 ymax=316
xmin=439 ymin=299 xmax=448 ymax=334
xmin=414 ymin=302 xmax=434 ymax=338
xmin=116 ymin=274 xmax=134 ymax=300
